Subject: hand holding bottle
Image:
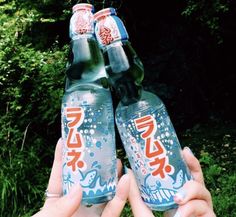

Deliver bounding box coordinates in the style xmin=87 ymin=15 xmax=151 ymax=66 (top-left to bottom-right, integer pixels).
xmin=127 ymin=147 xmax=216 ymax=217
xmin=32 ymin=139 xmax=130 ymax=217
xmin=62 ymin=3 xmax=117 ymax=206
xmin=94 ymin=8 xmax=192 ymax=211
xmin=165 ymin=147 xmax=216 ymax=217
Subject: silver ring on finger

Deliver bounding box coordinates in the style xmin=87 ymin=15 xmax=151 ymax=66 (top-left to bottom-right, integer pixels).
xmin=44 ymin=189 xmax=62 ymax=199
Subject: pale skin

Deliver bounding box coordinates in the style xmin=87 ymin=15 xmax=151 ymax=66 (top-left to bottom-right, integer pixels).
xmin=127 ymin=147 xmax=216 ymax=217
xmin=32 ymin=138 xmax=130 ymax=217
xmin=32 ymin=139 xmax=216 ymax=217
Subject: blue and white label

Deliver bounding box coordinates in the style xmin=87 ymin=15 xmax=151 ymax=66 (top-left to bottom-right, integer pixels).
xmin=94 ymin=8 xmax=129 ymax=47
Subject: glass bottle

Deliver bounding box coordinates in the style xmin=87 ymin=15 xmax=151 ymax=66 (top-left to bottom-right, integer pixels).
xmin=61 ymin=4 xmax=117 ymax=206
xmin=94 ymin=7 xmax=192 ymax=211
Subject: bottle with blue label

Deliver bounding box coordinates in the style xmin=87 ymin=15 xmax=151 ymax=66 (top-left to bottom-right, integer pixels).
xmin=94 ymin=8 xmax=144 ymax=106
xmin=94 ymin=8 xmax=192 ymax=211
xmin=61 ymin=3 xmax=117 ymax=206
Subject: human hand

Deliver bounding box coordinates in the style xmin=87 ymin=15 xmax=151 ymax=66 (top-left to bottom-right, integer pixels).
xmin=32 ymin=138 xmax=130 ymax=217
xmin=127 ymin=147 xmax=216 ymax=217
xmin=164 ymin=147 xmax=216 ymax=217
xmin=127 ymin=167 xmax=155 ymax=217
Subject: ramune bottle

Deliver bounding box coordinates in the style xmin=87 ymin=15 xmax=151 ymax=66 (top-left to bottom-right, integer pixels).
xmin=61 ymin=4 xmax=117 ymax=206
xmin=94 ymin=8 xmax=192 ymax=211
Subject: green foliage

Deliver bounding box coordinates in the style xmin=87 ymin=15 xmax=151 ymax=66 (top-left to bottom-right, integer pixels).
xmin=0 ymin=0 xmax=235 ymax=216
xmin=199 ymin=152 xmax=236 ymax=216
xmin=0 ymin=0 xmax=68 ymax=216
xmin=0 ymin=137 xmax=48 ymax=216
xmin=213 ymin=173 xmax=236 ymax=216
xmin=182 ymin=0 xmax=230 ymax=43
xmin=120 ymin=150 xmax=236 ymax=217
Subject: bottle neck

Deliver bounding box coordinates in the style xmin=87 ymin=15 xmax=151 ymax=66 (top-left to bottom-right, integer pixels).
xmin=103 ymin=41 xmax=144 ymax=106
xmin=94 ymin=9 xmax=144 ymax=105
xmin=66 ymin=35 xmax=107 ymax=87
xmin=70 ymin=35 xmax=95 ymax=65
xmin=104 ymin=41 xmax=129 ymax=73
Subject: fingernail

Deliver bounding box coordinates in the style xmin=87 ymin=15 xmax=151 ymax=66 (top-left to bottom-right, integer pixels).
xmin=173 ymin=211 xmax=181 ymax=217
xmin=58 ymin=137 xmax=63 ymax=144
xmin=174 ymin=189 xmax=186 ymax=203
xmin=184 ymin=146 xmax=194 ymax=155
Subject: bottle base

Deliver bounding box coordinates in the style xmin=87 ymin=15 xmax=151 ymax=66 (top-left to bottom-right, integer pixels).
xmin=81 ymin=193 xmax=116 ymax=206
xmin=146 ymin=202 xmax=178 ymax=212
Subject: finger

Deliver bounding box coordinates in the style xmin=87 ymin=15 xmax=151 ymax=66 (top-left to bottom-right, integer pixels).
xmin=117 ymin=158 xmax=123 ymax=179
xmin=182 ymin=147 xmax=205 ymax=185
xmin=46 ymin=138 xmax=64 ymax=195
xmin=101 ymin=173 xmax=130 ymax=217
xmin=174 ymin=180 xmax=213 ymax=209
xmin=35 ymin=184 xmax=82 ymax=217
xmin=128 ymin=169 xmax=155 ymax=217
xmin=175 ymin=199 xmax=216 ymax=217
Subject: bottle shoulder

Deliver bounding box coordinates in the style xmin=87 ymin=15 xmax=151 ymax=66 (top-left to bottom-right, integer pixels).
xmin=104 ymin=41 xmax=143 ymax=72
xmin=64 ymin=82 xmax=109 ymax=94
xmin=62 ymin=83 xmax=112 ymax=105
xmin=141 ymin=90 xmax=163 ymax=103
xmin=66 ymin=37 xmax=107 ymax=81
xmin=116 ymin=90 xmax=164 ymax=112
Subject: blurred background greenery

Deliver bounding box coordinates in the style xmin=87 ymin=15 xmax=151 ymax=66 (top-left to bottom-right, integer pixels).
xmin=0 ymin=0 xmax=235 ymax=216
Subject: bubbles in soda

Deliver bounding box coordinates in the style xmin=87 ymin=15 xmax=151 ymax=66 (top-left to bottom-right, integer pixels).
xmin=62 ymin=85 xmax=117 ymax=205
xmin=116 ymin=91 xmax=192 ymax=211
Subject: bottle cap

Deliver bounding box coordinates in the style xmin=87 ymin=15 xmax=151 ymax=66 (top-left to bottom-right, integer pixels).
xmin=93 ymin=8 xmax=116 ymax=20
xmin=72 ymin=3 xmax=95 ymax=13
xmin=69 ymin=3 xmax=95 ymax=39
xmin=94 ymin=8 xmax=129 ymax=48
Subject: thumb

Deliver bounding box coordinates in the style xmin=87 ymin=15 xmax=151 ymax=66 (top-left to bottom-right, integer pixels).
xmin=37 ymin=184 xmax=82 ymax=217
xmin=182 ymin=147 xmax=205 ymax=185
